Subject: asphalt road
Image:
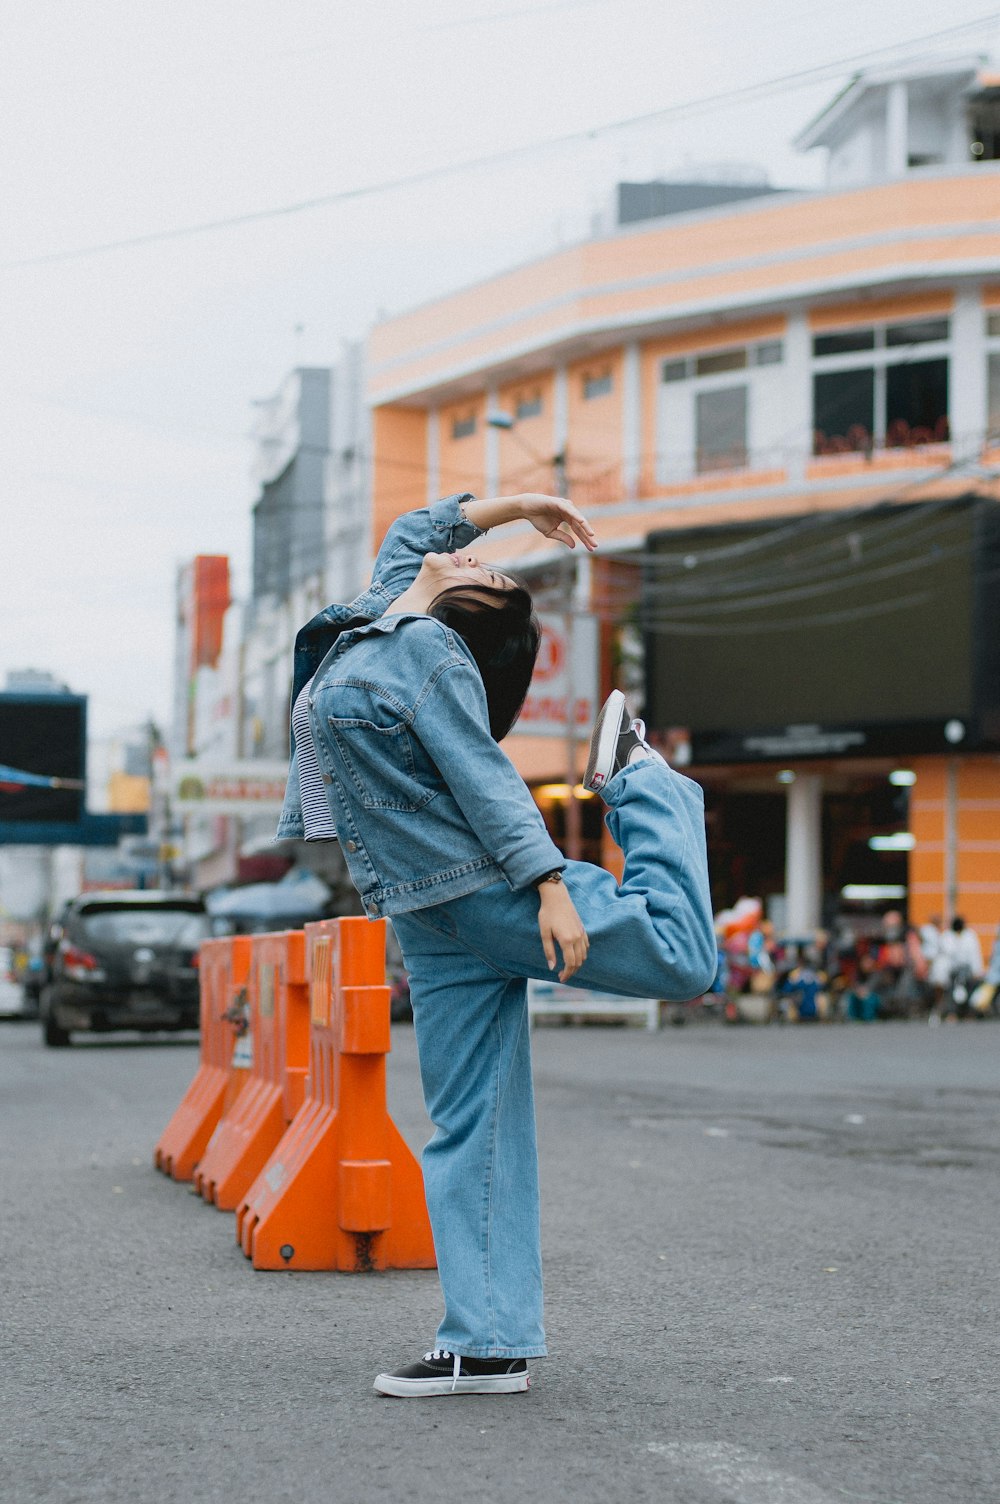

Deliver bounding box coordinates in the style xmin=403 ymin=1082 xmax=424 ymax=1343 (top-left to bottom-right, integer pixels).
xmin=2 ymin=1013 xmax=998 ymax=1504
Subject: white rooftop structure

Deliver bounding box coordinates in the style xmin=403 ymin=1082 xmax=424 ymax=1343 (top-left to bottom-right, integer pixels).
xmin=795 ymin=55 xmax=1000 ymax=187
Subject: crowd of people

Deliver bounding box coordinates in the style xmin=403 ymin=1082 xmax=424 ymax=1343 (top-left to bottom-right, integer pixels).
xmin=713 ymin=902 xmax=1000 ymax=1024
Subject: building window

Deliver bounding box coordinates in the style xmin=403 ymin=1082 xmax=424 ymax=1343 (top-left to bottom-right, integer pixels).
xmin=988 ymin=355 xmax=1000 ymax=444
xmin=884 ymin=318 xmax=950 ymax=347
xmin=969 ymin=96 xmax=1000 ymax=162
xmin=885 ymin=360 xmax=949 ymax=447
xmin=813 ymin=329 xmax=876 ymax=356
xmin=813 ymin=368 xmax=876 ymax=455
xmin=695 ymin=347 xmax=747 ymax=376
xmin=987 ymin=312 xmax=1000 ymax=338
xmin=695 ymin=386 xmax=747 ymax=473
xmin=583 ymin=371 xmax=613 ymax=400
xmin=811 ymin=320 xmax=950 ymax=455
xmin=515 ymin=392 xmax=543 ymax=419
xmin=661 ymin=339 xmax=782 ymax=383
xmin=451 ymin=413 xmax=477 ymax=439
xmin=658 ymin=337 xmax=786 ymax=482
xmin=754 ymin=341 xmax=784 ymax=366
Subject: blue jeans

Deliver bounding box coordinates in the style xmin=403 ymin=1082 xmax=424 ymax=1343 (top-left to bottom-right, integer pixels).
xmin=390 ymin=759 xmax=714 ymax=1358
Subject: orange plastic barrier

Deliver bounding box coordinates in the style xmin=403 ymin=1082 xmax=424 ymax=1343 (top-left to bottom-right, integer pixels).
xmin=236 ymin=916 xmax=435 ymax=1272
xmin=154 ymin=935 xmax=252 ymax=1181
xmin=193 ymin=930 xmax=310 ymax=1210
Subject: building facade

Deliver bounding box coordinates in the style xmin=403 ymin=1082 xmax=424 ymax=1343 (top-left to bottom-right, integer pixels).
xmin=364 ymin=59 xmax=1000 ymax=954
xmin=171 ymin=352 xmax=370 ymax=895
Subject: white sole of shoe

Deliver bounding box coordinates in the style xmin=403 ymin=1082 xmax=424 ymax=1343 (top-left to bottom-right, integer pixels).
xmin=373 ymin=1372 xmax=530 ymax=1397
xmin=584 ymin=690 xmax=627 ymax=792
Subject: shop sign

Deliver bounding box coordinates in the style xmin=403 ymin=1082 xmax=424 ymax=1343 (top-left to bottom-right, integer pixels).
xmin=517 ymin=613 xmax=599 ymax=738
xmin=173 ymin=760 xmax=289 ymax=814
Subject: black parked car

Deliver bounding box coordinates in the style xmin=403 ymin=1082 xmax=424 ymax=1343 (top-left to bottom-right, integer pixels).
xmin=39 ymin=892 xmax=210 ymax=1048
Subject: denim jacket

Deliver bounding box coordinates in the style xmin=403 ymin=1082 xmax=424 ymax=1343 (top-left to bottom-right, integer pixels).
xmin=275 ymin=495 xmax=566 ymax=918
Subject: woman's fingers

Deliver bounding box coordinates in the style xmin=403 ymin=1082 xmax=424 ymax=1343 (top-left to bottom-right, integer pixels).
xmin=557 ymin=926 xmax=589 ymax=982
xmin=538 ymin=919 xmax=589 ymax=980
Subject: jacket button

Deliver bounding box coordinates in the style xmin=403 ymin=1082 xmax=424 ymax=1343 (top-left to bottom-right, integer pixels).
xmin=346 ymin=840 xmax=357 ymax=853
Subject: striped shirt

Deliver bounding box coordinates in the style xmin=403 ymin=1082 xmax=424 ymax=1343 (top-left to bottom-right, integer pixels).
xmin=291 ymin=679 xmax=337 ymax=842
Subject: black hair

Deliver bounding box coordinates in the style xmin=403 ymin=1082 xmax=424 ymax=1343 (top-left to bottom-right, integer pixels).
xmin=428 ymin=581 xmax=540 ymax=740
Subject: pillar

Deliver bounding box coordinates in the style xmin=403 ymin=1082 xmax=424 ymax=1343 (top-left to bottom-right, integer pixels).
xmin=885 ymin=80 xmax=909 ymax=177
xmin=785 ymin=773 xmax=823 ymax=936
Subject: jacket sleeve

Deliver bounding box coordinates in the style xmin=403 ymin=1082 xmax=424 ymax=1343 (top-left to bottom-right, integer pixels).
xmin=370 ymin=495 xmax=484 ymax=604
xmin=412 ymin=658 xmax=566 ymax=891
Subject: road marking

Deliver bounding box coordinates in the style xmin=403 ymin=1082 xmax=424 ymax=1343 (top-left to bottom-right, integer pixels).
xmin=646 ymin=1441 xmax=836 ymax=1503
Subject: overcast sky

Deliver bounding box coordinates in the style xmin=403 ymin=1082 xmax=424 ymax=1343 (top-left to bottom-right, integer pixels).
xmin=2 ymin=0 xmax=998 ymax=744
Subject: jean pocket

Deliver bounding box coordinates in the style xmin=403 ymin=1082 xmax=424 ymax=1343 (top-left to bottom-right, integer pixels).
xmin=327 ymin=717 xmax=436 ymax=813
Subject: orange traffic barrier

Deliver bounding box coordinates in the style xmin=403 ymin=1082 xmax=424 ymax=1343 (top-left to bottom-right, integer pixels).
xmin=236 ymin=916 xmax=435 ymax=1272
xmin=154 ymin=935 xmax=252 ymax=1181
xmin=193 ymin=930 xmax=310 ymax=1210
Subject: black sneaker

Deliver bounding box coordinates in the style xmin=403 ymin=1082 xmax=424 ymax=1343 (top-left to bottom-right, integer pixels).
xmin=583 ymin=690 xmax=662 ymax=793
xmin=373 ymin=1348 xmax=530 ymax=1398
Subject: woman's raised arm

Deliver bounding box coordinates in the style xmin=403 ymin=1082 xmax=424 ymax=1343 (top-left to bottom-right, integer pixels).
xmin=464 ymin=494 xmax=597 ymax=553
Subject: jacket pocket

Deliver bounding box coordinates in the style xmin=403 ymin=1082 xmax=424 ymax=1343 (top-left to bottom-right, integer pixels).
xmin=326 ymin=717 xmax=436 ymax=813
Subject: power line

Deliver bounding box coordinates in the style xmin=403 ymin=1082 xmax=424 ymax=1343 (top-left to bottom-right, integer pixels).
xmin=5 ymin=12 xmax=998 ymax=269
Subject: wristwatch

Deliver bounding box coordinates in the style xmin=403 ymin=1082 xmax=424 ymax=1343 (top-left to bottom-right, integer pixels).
xmin=533 ymin=869 xmax=565 ymax=888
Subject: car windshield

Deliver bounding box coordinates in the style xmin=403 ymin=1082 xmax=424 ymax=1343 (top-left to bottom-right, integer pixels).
xmin=80 ymin=908 xmax=211 ymax=947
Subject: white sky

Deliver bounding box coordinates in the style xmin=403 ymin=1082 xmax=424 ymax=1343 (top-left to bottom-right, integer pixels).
xmin=2 ymin=0 xmax=997 ymax=743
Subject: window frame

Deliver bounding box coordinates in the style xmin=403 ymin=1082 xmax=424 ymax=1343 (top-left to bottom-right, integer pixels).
xmin=656 ymin=338 xmax=784 ymax=482
xmin=450 ymin=412 xmax=478 ymax=440
xmin=810 ymin=319 xmax=952 ymax=455
xmin=986 ymin=312 xmax=1000 ymax=446
xmin=582 ymin=370 xmax=614 ymax=401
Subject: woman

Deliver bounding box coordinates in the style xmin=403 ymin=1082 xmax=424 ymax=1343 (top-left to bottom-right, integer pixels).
xmin=276 ymin=491 xmax=715 ymax=1397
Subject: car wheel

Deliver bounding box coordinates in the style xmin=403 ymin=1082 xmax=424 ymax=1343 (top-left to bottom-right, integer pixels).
xmin=43 ymin=1017 xmax=71 ymax=1048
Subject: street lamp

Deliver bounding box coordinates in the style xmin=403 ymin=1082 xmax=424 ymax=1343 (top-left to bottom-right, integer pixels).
xmin=486 ymin=409 xmax=583 ymax=861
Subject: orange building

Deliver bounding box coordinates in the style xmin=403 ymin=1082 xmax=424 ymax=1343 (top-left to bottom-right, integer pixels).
xmin=365 ymin=59 xmax=1000 ymax=953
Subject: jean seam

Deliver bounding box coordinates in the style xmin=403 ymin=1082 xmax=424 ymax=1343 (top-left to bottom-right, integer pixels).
xmin=482 ymin=1007 xmax=502 ymax=1353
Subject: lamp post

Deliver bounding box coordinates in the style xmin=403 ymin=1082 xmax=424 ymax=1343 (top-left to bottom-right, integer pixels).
xmin=487 ymin=411 xmax=583 ymax=861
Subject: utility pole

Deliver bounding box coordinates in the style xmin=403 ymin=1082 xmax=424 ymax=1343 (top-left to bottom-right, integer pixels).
xmin=487 ymin=417 xmax=586 ymax=860
xmin=555 ymin=447 xmax=584 ymax=863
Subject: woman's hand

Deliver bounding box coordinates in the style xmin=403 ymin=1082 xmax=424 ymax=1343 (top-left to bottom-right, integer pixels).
xmin=537 ymin=881 xmax=589 ymax=982
xmin=518 ymin=494 xmax=597 ymax=552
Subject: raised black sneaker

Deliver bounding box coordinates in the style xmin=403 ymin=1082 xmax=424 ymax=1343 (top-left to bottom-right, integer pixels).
xmin=373 ymin=1349 xmax=530 ymax=1398
xmin=583 ymin=690 xmax=663 ymax=794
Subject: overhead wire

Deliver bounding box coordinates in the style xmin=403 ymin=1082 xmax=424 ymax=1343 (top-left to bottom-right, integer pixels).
xmin=4 ymin=11 xmax=999 ymax=269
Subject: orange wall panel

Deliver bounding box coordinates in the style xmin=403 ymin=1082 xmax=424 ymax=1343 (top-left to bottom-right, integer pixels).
xmin=372 ymin=407 xmax=428 ymax=547
xmin=437 ymin=396 xmax=487 ymax=500
xmin=908 ymin=758 xmax=1000 ymax=930
xmin=565 ymin=349 xmax=624 ymax=506
xmin=809 ymin=290 xmax=954 ymax=331
xmin=496 ymin=373 xmax=558 ymax=493
xmin=956 ymin=850 xmax=1000 ymax=884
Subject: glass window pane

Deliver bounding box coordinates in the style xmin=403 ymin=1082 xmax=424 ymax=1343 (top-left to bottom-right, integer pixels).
xmin=754 ymin=341 xmax=784 ymax=365
xmin=812 ymin=367 xmax=875 ymax=454
xmin=515 ymin=394 xmax=543 ymax=419
xmin=661 ymin=358 xmax=688 ymax=383
xmin=885 ymin=359 xmax=949 ymax=447
xmin=885 ymin=319 xmax=950 ymax=347
xmin=989 ymin=354 xmax=1000 ymax=441
xmin=694 ymin=347 xmax=747 ymax=376
xmin=583 ymin=373 xmax=613 ymax=400
xmin=986 ymin=313 xmax=1000 ymax=339
xmin=451 ymin=415 xmax=477 ymax=439
xmin=813 ymin=329 xmax=876 ymax=356
xmin=695 ymin=385 xmax=747 ymax=473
